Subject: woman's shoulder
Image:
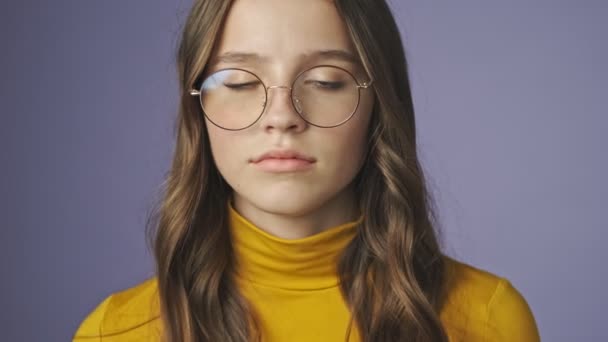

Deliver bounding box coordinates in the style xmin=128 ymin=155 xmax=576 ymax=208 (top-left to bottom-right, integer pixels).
xmin=72 ymin=276 xmax=161 ymax=341
xmin=440 ymin=256 xmax=541 ymax=342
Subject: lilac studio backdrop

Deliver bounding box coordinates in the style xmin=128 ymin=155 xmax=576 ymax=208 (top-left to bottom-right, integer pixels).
xmin=2 ymin=1 xmax=606 ymax=341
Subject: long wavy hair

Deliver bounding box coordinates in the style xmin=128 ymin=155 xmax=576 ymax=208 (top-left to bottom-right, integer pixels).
xmin=146 ymin=0 xmax=450 ymax=341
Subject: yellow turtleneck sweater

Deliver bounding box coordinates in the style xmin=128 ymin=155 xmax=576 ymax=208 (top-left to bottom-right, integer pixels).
xmin=73 ymin=204 xmax=540 ymax=341
xmin=229 ymin=203 xmax=364 ymax=341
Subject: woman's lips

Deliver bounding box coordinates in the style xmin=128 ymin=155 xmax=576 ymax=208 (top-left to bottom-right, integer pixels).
xmin=251 ymin=158 xmax=315 ymax=173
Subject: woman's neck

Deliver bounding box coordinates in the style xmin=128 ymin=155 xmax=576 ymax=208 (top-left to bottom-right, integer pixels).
xmin=230 ymin=185 xmax=359 ymax=239
xmin=227 ymin=197 xmax=364 ymax=290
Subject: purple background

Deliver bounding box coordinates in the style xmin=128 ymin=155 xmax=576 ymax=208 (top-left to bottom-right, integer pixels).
xmin=2 ymin=1 xmax=606 ymax=341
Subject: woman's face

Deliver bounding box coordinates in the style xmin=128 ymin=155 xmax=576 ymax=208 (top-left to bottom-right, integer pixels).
xmin=205 ymin=0 xmax=374 ymax=222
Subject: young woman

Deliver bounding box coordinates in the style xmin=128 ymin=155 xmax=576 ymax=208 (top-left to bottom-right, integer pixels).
xmin=73 ymin=0 xmax=540 ymax=341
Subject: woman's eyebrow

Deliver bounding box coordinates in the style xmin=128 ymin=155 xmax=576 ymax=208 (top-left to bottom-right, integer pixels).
xmin=304 ymin=49 xmax=359 ymax=64
xmin=208 ymin=49 xmax=359 ymax=67
xmin=208 ymin=52 xmax=270 ymax=67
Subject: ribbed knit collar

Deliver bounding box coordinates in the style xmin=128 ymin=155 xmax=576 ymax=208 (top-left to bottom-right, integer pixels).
xmin=228 ymin=202 xmax=363 ymax=291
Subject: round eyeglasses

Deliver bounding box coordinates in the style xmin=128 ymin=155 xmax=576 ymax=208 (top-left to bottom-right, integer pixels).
xmin=189 ymin=65 xmax=373 ymax=130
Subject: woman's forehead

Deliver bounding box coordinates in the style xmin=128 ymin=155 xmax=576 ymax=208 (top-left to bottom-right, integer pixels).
xmin=213 ymin=0 xmax=355 ymax=61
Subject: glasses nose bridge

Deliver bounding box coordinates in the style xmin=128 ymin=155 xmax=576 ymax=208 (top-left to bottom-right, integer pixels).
xmin=264 ymin=84 xmax=295 ymax=106
xmin=266 ymin=84 xmax=292 ymax=92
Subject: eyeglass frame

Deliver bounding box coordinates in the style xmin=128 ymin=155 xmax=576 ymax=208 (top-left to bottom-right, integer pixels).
xmin=189 ymin=64 xmax=374 ymax=131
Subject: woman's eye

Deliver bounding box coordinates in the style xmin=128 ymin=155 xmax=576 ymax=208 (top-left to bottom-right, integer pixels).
xmin=224 ymin=81 xmax=260 ymax=90
xmin=307 ymin=80 xmax=345 ymax=90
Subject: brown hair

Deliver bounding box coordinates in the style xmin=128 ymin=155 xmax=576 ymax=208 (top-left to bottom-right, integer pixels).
xmin=146 ymin=0 xmax=449 ymax=341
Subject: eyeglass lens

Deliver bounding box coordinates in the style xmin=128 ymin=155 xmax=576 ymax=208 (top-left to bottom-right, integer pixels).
xmin=197 ymin=66 xmax=360 ymax=130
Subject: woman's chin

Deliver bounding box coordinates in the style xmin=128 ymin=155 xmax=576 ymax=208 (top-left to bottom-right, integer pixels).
xmin=241 ymin=191 xmax=329 ymax=218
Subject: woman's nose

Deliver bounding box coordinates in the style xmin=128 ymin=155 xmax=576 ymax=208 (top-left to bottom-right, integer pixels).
xmin=258 ymin=85 xmax=307 ymax=133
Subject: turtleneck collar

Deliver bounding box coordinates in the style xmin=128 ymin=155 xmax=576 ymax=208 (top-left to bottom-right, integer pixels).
xmin=228 ymin=202 xmax=363 ymax=291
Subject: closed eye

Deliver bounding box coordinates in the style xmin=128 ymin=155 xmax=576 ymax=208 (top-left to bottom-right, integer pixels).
xmin=305 ymin=80 xmax=346 ymax=90
xmin=224 ymin=81 xmax=261 ymax=90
